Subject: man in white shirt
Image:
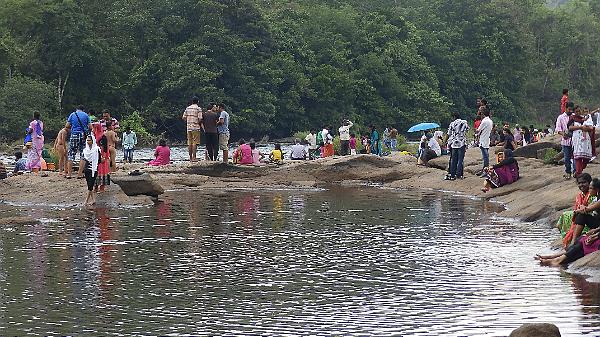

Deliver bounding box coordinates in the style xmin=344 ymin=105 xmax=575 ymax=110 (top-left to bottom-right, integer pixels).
xmin=290 ymin=139 xmax=307 ymax=160
xmin=476 ymin=108 xmax=493 ymax=174
xmin=305 ymin=131 xmax=317 ymax=159
xmin=338 ymin=120 xmax=354 ymax=156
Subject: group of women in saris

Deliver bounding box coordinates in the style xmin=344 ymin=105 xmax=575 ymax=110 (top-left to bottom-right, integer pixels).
xmin=537 ymin=173 xmax=600 ymax=266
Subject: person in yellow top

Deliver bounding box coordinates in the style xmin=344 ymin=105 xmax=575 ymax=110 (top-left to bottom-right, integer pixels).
xmin=270 ymin=144 xmax=283 ymax=164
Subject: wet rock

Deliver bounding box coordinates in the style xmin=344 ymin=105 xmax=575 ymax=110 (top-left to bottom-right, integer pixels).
xmin=111 ymin=172 xmax=164 ymax=197
xmin=0 ymin=216 xmax=38 ymax=226
xmin=513 ymin=142 xmax=561 ymax=159
xmin=509 ymin=323 xmax=561 ymax=337
xmin=568 ymin=251 xmax=600 ymax=271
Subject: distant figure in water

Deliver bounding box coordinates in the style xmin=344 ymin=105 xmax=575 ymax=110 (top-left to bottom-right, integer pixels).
xmin=148 ymin=139 xmax=171 ymax=166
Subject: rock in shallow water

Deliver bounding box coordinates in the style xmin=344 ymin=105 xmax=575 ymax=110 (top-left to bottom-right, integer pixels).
xmin=509 ymin=323 xmax=561 ymax=337
xmin=111 ymin=173 xmax=164 ymax=197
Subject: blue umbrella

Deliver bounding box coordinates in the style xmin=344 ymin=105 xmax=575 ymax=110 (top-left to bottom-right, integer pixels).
xmin=407 ymin=122 xmax=440 ymax=133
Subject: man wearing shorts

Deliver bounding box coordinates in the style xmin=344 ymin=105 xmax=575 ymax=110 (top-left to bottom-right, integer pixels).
xmin=182 ymin=97 xmax=203 ymax=162
xmin=217 ymin=103 xmax=230 ymax=163
xmin=65 ymin=105 xmax=90 ymax=179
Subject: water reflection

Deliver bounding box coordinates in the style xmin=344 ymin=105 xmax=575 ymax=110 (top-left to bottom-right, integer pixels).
xmin=0 ymin=188 xmax=600 ymax=336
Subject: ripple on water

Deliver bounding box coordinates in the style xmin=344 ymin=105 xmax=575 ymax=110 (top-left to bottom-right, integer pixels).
xmin=0 ymin=188 xmax=598 ymax=336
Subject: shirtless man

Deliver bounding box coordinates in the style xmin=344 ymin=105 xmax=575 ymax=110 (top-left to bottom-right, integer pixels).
xmin=53 ymin=125 xmax=70 ymax=175
xmin=105 ymin=122 xmax=119 ymax=172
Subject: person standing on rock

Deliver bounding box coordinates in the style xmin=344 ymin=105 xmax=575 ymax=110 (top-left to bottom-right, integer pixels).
xmin=65 ymin=105 xmax=90 ymax=179
xmin=445 ymin=112 xmax=469 ymax=180
xmin=569 ymin=106 xmax=595 ymax=176
xmin=122 ymin=126 xmax=137 ymax=164
xmin=217 ymin=103 xmax=230 ymax=163
xmin=389 ymin=126 xmax=398 ymax=151
xmin=182 ymin=97 xmax=203 ymax=162
xmin=476 ymin=108 xmax=493 ymax=176
xmin=305 ymin=131 xmax=317 ymax=160
xmin=101 ymin=109 xmax=120 ymax=133
xmin=561 ymin=88 xmax=569 ymax=114
xmin=338 ymin=120 xmax=353 ymax=156
xmin=369 ymin=125 xmax=381 ymax=156
xmin=202 ymin=103 xmax=220 ymax=161
xmin=556 ymin=102 xmax=575 ymax=179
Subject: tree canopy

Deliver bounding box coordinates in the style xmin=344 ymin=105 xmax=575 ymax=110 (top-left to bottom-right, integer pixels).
xmin=0 ymin=0 xmax=598 ymax=141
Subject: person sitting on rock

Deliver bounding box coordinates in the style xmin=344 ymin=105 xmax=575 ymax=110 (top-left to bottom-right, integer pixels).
xmin=418 ymin=133 xmax=440 ymax=166
xmin=481 ymin=149 xmax=519 ymax=193
xmin=562 ymin=173 xmax=595 ymax=247
xmin=537 ymin=180 xmax=600 ymax=266
xmin=564 ymin=177 xmax=600 ymax=247
xmin=269 ymin=144 xmax=284 ymax=164
xmin=147 ymin=139 xmax=171 ymax=166
xmin=233 ymin=139 xmax=253 ymax=165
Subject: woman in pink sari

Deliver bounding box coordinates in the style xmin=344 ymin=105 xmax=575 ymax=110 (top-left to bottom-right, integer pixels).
xmin=26 ymin=112 xmax=44 ymax=173
xmin=148 ymin=139 xmax=171 ymax=166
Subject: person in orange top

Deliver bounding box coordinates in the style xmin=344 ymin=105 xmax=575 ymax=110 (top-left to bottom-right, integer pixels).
xmin=563 ymin=173 xmax=594 ymax=247
xmin=561 ymin=88 xmax=569 ymax=114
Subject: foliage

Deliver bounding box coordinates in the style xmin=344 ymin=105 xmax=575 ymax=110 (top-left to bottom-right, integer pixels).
xmin=543 ymin=148 xmax=560 ymax=165
xmin=0 ymin=76 xmax=58 ymax=141
xmin=1 ymin=0 xmax=600 ymax=141
xmin=119 ymin=111 xmax=155 ymax=145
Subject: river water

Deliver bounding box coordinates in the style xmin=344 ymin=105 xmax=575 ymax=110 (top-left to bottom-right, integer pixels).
xmin=0 ymin=187 xmax=599 ymax=336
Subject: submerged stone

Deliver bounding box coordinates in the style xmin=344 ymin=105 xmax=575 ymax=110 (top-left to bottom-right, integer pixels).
xmin=509 ymin=323 xmax=561 ymax=337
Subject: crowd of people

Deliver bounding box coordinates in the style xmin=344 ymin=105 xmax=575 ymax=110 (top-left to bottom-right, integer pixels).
xmin=535 ymin=89 xmax=600 ymax=266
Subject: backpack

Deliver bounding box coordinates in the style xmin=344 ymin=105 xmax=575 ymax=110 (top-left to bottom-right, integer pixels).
xmin=316 ymin=131 xmax=324 ymax=146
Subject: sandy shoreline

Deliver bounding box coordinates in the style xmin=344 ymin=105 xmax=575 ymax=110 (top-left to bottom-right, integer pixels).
xmin=3 ymin=140 xmax=600 ymax=277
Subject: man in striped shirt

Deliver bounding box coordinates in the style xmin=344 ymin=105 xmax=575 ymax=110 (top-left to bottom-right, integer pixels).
xmin=182 ymin=97 xmax=203 ymax=162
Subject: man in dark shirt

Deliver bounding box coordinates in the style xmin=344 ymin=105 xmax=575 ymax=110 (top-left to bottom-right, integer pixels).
xmin=202 ymin=103 xmax=220 ymax=161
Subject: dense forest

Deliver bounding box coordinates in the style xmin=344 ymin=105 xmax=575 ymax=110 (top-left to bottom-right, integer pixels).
xmin=1 ymin=0 xmax=599 ymax=141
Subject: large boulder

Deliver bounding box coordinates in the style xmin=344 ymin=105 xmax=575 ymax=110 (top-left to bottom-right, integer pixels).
xmin=111 ymin=172 xmax=164 ymax=197
xmin=513 ymin=142 xmax=561 ymax=159
xmin=509 ymin=323 xmax=561 ymax=337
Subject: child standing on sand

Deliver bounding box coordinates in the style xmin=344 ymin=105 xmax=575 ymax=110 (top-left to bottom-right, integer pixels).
xmin=350 ymin=133 xmax=357 ymax=155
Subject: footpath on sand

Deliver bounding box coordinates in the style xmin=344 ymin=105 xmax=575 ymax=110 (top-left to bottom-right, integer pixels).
xmin=1 ymin=134 xmax=600 ymax=276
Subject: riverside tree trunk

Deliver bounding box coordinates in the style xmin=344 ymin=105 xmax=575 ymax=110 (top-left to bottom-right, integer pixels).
xmin=57 ymin=71 xmax=70 ymax=111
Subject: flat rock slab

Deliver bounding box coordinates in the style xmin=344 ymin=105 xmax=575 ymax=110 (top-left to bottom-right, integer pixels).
xmin=509 ymin=323 xmax=561 ymax=337
xmin=0 ymin=216 xmax=38 ymax=226
xmin=184 ymin=163 xmax=268 ymax=178
xmin=111 ymin=173 xmax=164 ymax=197
xmin=513 ymin=142 xmax=561 ymax=158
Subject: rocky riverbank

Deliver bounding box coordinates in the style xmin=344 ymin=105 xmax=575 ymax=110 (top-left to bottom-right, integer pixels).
xmin=2 ymin=134 xmax=600 ymax=277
